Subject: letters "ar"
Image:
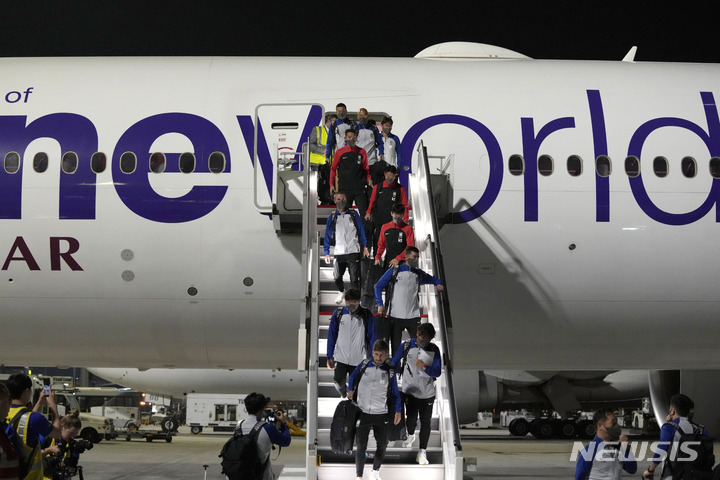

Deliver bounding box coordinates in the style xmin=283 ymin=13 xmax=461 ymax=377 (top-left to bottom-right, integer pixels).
xmin=2 ymin=237 xmax=83 ymax=271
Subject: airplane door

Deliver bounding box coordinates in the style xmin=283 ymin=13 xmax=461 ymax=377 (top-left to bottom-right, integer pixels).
xmin=253 ymin=104 xmax=324 ymax=213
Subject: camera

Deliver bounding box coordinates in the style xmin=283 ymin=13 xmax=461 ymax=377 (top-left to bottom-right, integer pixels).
xmin=44 ymin=439 xmax=93 ymax=480
xmin=264 ymin=409 xmax=282 ymax=422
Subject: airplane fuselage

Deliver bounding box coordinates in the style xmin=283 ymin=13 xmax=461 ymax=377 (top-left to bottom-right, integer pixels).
xmin=1 ymin=56 xmax=719 ymax=371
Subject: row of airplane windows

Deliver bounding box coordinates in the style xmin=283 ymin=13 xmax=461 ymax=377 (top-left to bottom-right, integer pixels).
xmin=509 ymin=154 xmax=720 ymax=178
xmin=1 ymin=151 xmax=227 ymax=175
xmin=2 ymin=151 xmax=720 ymax=179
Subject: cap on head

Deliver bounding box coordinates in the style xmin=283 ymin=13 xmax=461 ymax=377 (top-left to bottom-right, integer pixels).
xmin=244 ymin=392 xmax=271 ymax=415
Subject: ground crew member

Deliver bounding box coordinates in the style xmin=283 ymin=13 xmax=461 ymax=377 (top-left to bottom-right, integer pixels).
xmin=348 ymin=340 xmax=401 ymax=480
xmin=309 ymin=113 xmax=336 ymax=168
xmin=5 ymin=374 xmax=61 ymax=480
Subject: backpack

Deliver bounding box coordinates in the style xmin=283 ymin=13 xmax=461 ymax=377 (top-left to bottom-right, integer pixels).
xmin=8 ymin=407 xmax=36 ymax=479
xmin=383 ymin=266 xmax=402 ymax=316
xmin=329 ymin=209 xmax=361 ymax=247
xmin=219 ymin=420 xmax=267 ymax=480
xmin=396 ymin=340 xmax=412 ymax=379
xmin=664 ymin=421 xmax=715 ymax=480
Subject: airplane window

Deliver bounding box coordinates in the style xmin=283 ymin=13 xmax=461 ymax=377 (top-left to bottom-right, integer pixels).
xmin=209 ymin=152 xmax=225 ymax=173
xmin=710 ymin=157 xmax=720 ymax=179
xmin=91 ymin=152 xmax=107 ymax=173
xmin=508 ymin=154 xmax=524 ymax=176
xmin=624 ymin=156 xmax=640 ymax=178
xmin=567 ymin=155 xmax=582 ymax=176
xmin=179 ymin=152 xmax=196 ymax=173
xmin=4 ymin=152 xmax=20 ymax=174
xmin=271 ymin=122 xmax=299 ymax=130
xmin=681 ymin=156 xmax=697 ymax=178
xmin=595 ymin=155 xmax=611 ymax=177
xmin=653 ymin=156 xmax=668 ymax=178
xmin=150 ymin=152 xmax=166 ymax=173
xmin=120 ymin=152 xmax=137 ymax=174
xmin=538 ymin=154 xmax=553 ymax=176
xmin=62 ymin=152 xmax=78 ymax=174
xmin=33 ymin=152 xmax=49 ymax=173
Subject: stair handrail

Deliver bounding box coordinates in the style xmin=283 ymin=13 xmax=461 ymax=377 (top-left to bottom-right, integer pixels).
xmin=409 ymin=141 xmax=463 ymax=479
xmin=299 ymin=141 xmax=320 ymax=479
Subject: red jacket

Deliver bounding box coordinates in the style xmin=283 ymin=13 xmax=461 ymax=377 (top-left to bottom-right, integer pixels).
xmin=366 ymin=180 xmax=410 ymax=222
xmin=330 ymin=145 xmax=370 ymax=188
xmin=375 ymin=221 xmax=415 ymax=263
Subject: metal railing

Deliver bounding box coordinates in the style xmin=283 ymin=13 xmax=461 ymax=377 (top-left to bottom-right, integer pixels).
xmin=408 ymin=141 xmax=463 ymax=480
xmin=297 ymin=139 xmax=320 ymax=479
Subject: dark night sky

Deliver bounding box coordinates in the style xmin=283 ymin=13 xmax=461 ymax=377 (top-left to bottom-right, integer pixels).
xmin=2 ymin=1 xmax=717 ymax=63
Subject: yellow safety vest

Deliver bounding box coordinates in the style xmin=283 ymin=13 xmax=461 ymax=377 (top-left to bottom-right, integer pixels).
xmin=6 ymin=406 xmax=44 ymax=480
xmin=310 ymin=125 xmax=329 ymax=165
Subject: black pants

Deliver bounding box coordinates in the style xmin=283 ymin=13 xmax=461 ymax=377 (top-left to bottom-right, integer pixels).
xmin=374 ymin=316 xmax=392 ymax=346
xmin=332 ymin=361 xmax=354 ymax=397
xmin=369 ymin=161 xmax=388 ymax=188
xmin=333 ymin=253 xmax=360 ymax=292
xmin=355 ymin=412 xmax=389 ymax=476
xmin=389 ymin=316 xmax=420 ymax=357
xmin=404 ymin=394 xmax=435 ymax=449
xmin=342 ymin=187 xmax=369 ymax=218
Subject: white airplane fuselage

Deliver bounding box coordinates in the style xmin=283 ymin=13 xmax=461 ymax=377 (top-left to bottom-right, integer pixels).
xmin=1 ymin=55 xmax=719 ymax=375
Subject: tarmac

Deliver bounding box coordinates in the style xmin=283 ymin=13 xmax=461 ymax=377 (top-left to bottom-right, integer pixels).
xmin=77 ymin=426 xmax=586 ymax=480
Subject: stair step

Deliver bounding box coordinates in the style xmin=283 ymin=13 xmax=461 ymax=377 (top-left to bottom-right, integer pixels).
xmin=315 ymin=414 xmax=440 ymax=431
xmin=317 ymin=461 xmax=444 ymax=480
xmin=316 ymin=429 xmax=442 ymax=450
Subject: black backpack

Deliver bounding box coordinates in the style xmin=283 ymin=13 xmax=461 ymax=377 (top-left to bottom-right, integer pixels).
xmin=665 ymin=421 xmax=715 ymax=480
xmin=219 ymin=420 xmax=267 ymax=480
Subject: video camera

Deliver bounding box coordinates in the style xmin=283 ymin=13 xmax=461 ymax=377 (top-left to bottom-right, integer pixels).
xmin=264 ymin=408 xmax=282 ymax=423
xmin=44 ymin=439 xmax=93 ymax=480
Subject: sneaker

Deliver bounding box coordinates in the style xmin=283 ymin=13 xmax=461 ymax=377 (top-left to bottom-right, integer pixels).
xmin=369 ymin=470 xmax=382 ymax=480
xmin=334 ymin=292 xmax=345 ymax=304
xmin=402 ymin=433 xmax=415 ymax=448
xmin=417 ymin=449 xmax=429 ymax=465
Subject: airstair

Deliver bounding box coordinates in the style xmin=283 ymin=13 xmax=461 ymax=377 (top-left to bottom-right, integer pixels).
xmin=296 ymin=142 xmax=462 ymax=480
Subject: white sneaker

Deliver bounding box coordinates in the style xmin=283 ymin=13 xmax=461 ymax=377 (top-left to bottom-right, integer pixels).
xmin=369 ymin=470 xmax=382 ymax=480
xmin=417 ymin=449 xmax=429 ymax=465
xmin=402 ymin=433 xmax=415 ymax=448
xmin=334 ymin=292 xmax=345 ymax=304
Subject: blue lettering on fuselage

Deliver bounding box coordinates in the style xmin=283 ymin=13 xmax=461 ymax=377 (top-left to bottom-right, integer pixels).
xmin=0 ymin=91 xmax=718 ymax=226
xmin=112 ymin=113 xmax=231 ymax=223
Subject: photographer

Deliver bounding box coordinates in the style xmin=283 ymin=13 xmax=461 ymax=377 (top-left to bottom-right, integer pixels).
xmin=234 ymin=393 xmax=290 ymax=480
xmin=40 ymin=411 xmax=90 ymax=480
